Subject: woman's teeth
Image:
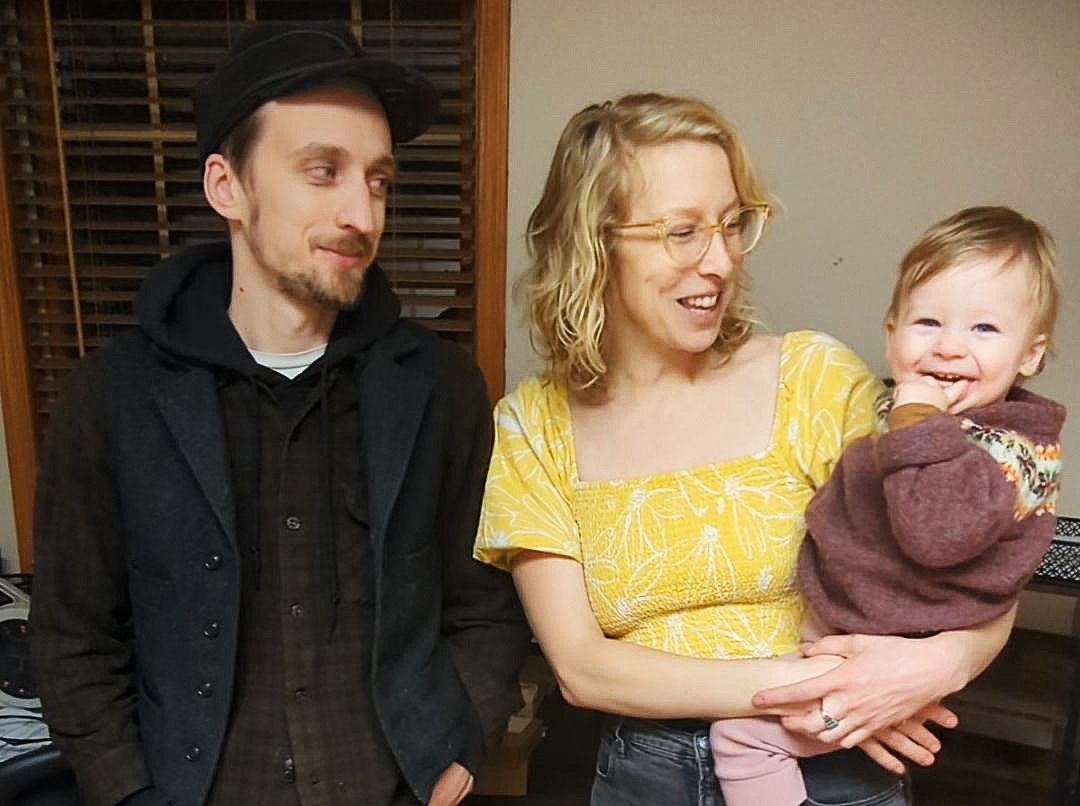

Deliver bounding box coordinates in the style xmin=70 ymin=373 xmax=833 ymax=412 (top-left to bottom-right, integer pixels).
xmin=681 ymin=294 xmax=718 ymax=310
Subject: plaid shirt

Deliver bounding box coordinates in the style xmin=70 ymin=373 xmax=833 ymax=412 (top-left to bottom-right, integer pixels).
xmin=205 ymin=363 xmax=416 ymax=805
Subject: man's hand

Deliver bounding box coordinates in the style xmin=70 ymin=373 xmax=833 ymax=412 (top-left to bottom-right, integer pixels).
xmin=429 ymin=762 xmax=474 ymax=806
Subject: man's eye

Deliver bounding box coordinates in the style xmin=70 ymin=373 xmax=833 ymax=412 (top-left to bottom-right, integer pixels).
xmin=369 ymin=175 xmax=392 ymax=196
xmin=307 ymin=165 xmax=336 ymax=182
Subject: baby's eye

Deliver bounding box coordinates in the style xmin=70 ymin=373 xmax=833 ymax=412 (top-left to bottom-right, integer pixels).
xmin=914 ymin=318 xmax=940 ymax=327
xmin=972 ymin=323 xmax=999 ymax=334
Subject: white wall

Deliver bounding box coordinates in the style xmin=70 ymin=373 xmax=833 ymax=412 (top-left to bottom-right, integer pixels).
xmin=507 ymin=0 xmax=1080 ymax=513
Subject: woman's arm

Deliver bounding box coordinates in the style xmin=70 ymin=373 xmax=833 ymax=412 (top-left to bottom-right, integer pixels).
xmin=512 ymin=550 xmax=843 ymax=718
xmin=751 ymin=604 xmax=1016 ymax=748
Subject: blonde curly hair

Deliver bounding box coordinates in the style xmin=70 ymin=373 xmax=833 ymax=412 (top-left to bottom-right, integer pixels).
xmin=519 ymin=92 xmax=773 ymax=393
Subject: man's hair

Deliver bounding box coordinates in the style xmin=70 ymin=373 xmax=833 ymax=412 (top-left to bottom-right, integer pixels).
xmin=218 ymin=76 xmax=385 ymax=182
xmin=219 ymin=111 xmax=263 ymax=180
xmin=886 ymin=206 xmax=1061 ymax=366
xmin=519 ymin=92 xmax=772 ymax=393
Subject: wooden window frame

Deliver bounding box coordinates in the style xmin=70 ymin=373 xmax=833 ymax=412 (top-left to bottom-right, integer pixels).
xmin=0 ymin=0 xmax=509 ymax=571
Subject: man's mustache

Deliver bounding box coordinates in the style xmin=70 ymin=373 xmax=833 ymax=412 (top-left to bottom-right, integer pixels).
xmin=314 ymin=236 xmax=375 ymax=258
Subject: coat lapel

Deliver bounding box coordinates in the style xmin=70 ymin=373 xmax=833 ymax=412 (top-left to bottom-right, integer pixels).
xmin=151 ymin=366 xmax=237 ymax=545
xmin=360 ymin=332 xmax=434 ymax=556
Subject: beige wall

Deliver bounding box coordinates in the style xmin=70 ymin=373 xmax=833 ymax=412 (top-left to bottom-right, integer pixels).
xmin=1 ymin=1 xmax=1077 ymax=569
xmin=507 ymin=0 xmax=1080 ymax=513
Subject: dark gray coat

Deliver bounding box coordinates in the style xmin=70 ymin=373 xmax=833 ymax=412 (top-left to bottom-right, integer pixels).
xmin=30 ymin=245 xmax=529 ymax=805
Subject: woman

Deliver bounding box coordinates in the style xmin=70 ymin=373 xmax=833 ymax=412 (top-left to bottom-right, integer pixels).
xmin=474 ymin=93 xmax=1013 ymax=805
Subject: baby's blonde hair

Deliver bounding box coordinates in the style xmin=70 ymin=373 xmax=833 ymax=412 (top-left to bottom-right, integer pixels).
xmin=887 ymin=206 xmax=1060 ymax=369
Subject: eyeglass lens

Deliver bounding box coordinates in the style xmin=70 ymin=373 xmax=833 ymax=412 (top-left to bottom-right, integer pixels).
xmin=670 ymin=207 xmax=765 ymax=264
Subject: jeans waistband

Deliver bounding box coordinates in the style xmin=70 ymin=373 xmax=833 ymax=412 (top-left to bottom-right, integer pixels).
xmin=606 ymin=715 xmax=712 ymax=735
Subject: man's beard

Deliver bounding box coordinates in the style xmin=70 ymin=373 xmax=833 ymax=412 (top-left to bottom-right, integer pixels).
xmin=247 ymin=207 xmax=377 ymax=311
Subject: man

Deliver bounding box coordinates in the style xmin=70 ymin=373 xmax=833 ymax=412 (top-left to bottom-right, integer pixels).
xmin=30 ymin=21 xmax=530 ymax=806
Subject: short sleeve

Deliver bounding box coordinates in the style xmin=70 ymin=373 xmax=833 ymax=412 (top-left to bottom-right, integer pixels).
xmin=473 ymin=376 xmax=581 ymax=570
xmin=783 ymin=331 xmax=883 ymax=490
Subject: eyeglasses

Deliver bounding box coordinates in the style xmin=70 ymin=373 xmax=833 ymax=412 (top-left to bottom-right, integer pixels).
xmin=611 ymin=204 xmax=770 ymax=267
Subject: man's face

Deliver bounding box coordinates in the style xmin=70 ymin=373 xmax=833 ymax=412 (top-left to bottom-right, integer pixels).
xmin=233 ymin=86 xmax=395 ymax=310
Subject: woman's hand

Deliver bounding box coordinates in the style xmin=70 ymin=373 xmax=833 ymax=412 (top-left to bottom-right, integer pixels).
xmin=855 ymin=704 xmax=955 ymax=774
xmin=752 ymin=632 xmax=968 ymax=747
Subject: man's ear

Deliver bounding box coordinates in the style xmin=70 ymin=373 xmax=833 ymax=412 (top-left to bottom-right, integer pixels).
xmin=1019 ymin=333 xmax=1049 ymax=377
xmin=203 ymin=154 xmax=245 ymax=222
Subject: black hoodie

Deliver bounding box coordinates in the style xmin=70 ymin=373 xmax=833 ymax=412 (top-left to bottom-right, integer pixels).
xmin=134 ymin=241 xmax=401 ymax=378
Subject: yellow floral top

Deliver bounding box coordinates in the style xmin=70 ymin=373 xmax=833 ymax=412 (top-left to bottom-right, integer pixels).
xmin=474 ymin=331 xmax=881 ymax=660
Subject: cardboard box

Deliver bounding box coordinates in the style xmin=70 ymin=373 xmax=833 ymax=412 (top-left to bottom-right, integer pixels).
xmin=473 ymin=717 xmax=546 ymax=796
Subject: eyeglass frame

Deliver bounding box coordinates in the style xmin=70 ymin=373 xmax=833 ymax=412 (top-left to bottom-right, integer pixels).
xmin=609 ymin=203 xmax=771 ymax=266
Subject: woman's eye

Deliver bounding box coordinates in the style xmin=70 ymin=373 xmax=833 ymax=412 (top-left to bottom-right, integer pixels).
xmin=667 ymin=223 xmax=700 ymax=242
xmin=722 ymin=212 xmax=745 ymax=234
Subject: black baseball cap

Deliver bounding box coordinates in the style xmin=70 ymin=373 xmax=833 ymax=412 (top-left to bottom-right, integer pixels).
xmin=193 ymin=20 xmax=440 ymax=164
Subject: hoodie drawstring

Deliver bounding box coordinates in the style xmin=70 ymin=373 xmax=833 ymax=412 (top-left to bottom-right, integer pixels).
xmin=320 ymin=361 xmax=339 ymax=641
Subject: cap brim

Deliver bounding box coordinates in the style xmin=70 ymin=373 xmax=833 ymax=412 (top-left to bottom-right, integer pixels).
xmin=199 ymin=57 xmax=439 ymax=162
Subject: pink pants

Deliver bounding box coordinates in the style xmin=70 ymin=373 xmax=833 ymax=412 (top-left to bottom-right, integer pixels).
xmin=709 ymin=716 xmax=832 ymax=806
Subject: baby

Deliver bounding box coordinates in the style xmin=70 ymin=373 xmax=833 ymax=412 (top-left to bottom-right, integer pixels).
xmin=710 ymin=206 xmax=1065 ymax=806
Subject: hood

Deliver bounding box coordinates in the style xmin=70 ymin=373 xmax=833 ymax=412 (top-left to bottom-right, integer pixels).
xmin=134 ymin=241 xmax=403 ymax=375
xmin=977 ymin=385 xmax=1067 ymax=444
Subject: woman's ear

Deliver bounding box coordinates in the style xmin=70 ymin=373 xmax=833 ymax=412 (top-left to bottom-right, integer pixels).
xmin=202 ymin=154 xmax=245 ymax=222
xmin=1018 ymin=333 xmax=1049 ymax=377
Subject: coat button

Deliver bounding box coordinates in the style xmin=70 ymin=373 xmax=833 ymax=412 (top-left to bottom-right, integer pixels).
xmin=185 ymin=746 xmax=201 ymax=762
xmin=294 ymin=688 xmax=306 ymax=702
xmin=203 ymin=620 xmax=220 ymax=638
xmin=290 ymin=603 xmax=304 ymax=618
xmin=204 ymin=554 xmax=222 ymax=571
xmin=285 ymin=516 xmax=302 ymax=531
xmin=282 ymin=756 xmax=296 ymax=783
xmin=196 ymin=681 xmax=213 ymax=698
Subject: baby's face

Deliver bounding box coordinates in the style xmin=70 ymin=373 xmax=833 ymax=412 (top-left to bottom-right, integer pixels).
xmin=885 ymin=254 xmax=1046 ymax=414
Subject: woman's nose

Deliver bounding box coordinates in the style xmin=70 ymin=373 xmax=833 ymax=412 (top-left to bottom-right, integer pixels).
xmin=696 ymin=231 xmax=735 ymax=278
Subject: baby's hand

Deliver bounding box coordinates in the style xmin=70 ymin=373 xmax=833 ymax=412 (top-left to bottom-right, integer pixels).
xmin=893 ymin=377 xmax=967 ymax=412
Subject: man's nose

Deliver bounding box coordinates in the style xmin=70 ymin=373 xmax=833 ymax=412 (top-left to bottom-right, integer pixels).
xmin=337 ymin=182 xmax=378 ymax=232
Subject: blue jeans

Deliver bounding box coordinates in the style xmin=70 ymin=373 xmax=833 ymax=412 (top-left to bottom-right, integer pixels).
xmin=590 ymin=717 xmax=911 ymax=806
